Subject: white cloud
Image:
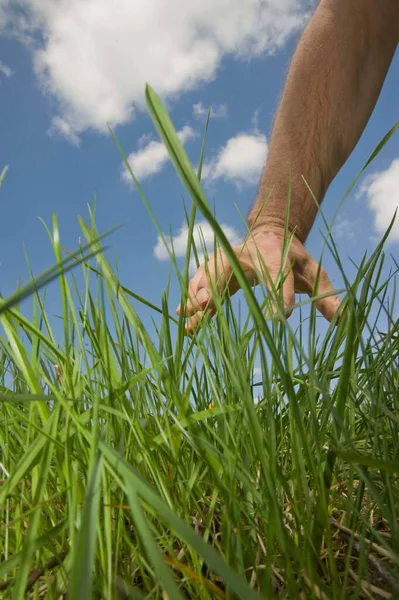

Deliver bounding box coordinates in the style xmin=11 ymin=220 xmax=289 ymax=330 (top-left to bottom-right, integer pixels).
xmin=358 ymin=159 xmax=399 ymax=242
xmin=251 ymin=107 xmax=262 ymax=130
xmin=0 ymin=0 xmax=311 ymax=140
xmin=122 ymin=125 xmax=196 ymax=183
xmin=331 ymin=215 xmax=356 ymax=241
xmin=202 ymin=132 xmax=267 ymax=187
xmin=0 ymin=59 xmax=12 ymax=78
xmin=154 ymin=219 xmax=241 ymax=274
xmin=48 ymin=115 xmax=80 ymax=145
xmin=193 ymin=102 xmax=228 ymax=120
xmin=137 ymin=132 xmax=153 ymax=148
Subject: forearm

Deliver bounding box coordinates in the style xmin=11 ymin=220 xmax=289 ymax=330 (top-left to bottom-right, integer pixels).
xmin=248 ymin=0 xmax=399 ymax=243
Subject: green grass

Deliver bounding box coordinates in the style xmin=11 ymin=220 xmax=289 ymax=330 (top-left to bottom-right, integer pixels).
xmin=0 ymin=88 xmax=398 ymax=599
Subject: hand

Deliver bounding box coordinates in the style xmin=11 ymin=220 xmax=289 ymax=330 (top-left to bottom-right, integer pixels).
xmin=176 ymin=227 xmax=341 ymax=333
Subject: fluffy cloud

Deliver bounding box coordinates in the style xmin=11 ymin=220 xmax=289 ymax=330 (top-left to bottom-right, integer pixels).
xmin=154 ymin=219 xmax=241 ymax=274
xmin=193 ymin=102 xmax=228 ymax=120
xmin=0 ymin=0 xmax=311 ymax=140
xmin=331 ymin=215 xmax=356 ymax=241
xmin=0 ymin=59 xmax=12 ymax=78
xmin=122 ymin=126 xmax=196 ymax=182
xmin=202 ymin=132 xmax=267 ymax=187
xmin=359 ymin=159 xmax=399 ymax=242
xmin=48 ymin=116 xmax=80 ymax=145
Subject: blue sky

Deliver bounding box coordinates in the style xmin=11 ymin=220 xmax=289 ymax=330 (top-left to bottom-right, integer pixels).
xmin=0 ymin=0 xmax=398 ymax=339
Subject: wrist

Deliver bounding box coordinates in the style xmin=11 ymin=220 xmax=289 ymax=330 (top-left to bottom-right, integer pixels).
xmin=243 ymin=223 xmax=288 ymax=252
xmin=247 ymin=215 xmax=305 ymax=244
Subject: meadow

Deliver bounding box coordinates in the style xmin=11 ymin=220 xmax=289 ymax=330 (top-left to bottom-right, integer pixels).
xmin=0 ymin=87 xmax=398 ymax=599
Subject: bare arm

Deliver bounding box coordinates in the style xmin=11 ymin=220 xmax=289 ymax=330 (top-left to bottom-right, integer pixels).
xmin=180 ymin=0 xmax=399 ymax=331
xmin=249 ymin=0 xmax=399 ymax=243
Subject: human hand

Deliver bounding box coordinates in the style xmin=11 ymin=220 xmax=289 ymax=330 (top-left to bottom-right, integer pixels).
xmin=176 ymin=227 xmax=341 ymax=333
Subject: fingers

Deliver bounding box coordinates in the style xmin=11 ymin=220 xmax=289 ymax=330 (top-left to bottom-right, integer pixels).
xmin=178 ymin=247 xmax=296 ymax=331
xmin=185 ymin=310 xmax=205 ymax=335
xmin=263 ymin=259 xmax=295 ymax=318
xmin=176 ymin=267 xmax=209 ymax=317
xmin=176 ymin=249 xmax=234 ymax=327
xmin=302 ymin=259 xmax=341 ymax=321
xmin=176 ymin=231 xmax=341 ymax=332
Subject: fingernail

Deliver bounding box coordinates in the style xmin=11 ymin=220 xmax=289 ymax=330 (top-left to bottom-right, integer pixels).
xmin=196 ymin=288 xmax=209 ymax=305
xmin=176 ymin=304 xmax=181 ymax=315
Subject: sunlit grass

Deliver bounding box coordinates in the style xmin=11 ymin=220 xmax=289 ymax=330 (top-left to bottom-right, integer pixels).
xmin=0 ymin=91 xmax=398 ymax=599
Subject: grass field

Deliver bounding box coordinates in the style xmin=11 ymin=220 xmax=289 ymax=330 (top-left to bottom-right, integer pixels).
xmin=0 ymin=87 xmax=398 ymax=599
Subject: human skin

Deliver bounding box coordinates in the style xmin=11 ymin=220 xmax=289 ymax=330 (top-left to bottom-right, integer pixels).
xmin=177 ymin=0 xmax=399 ymax=333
